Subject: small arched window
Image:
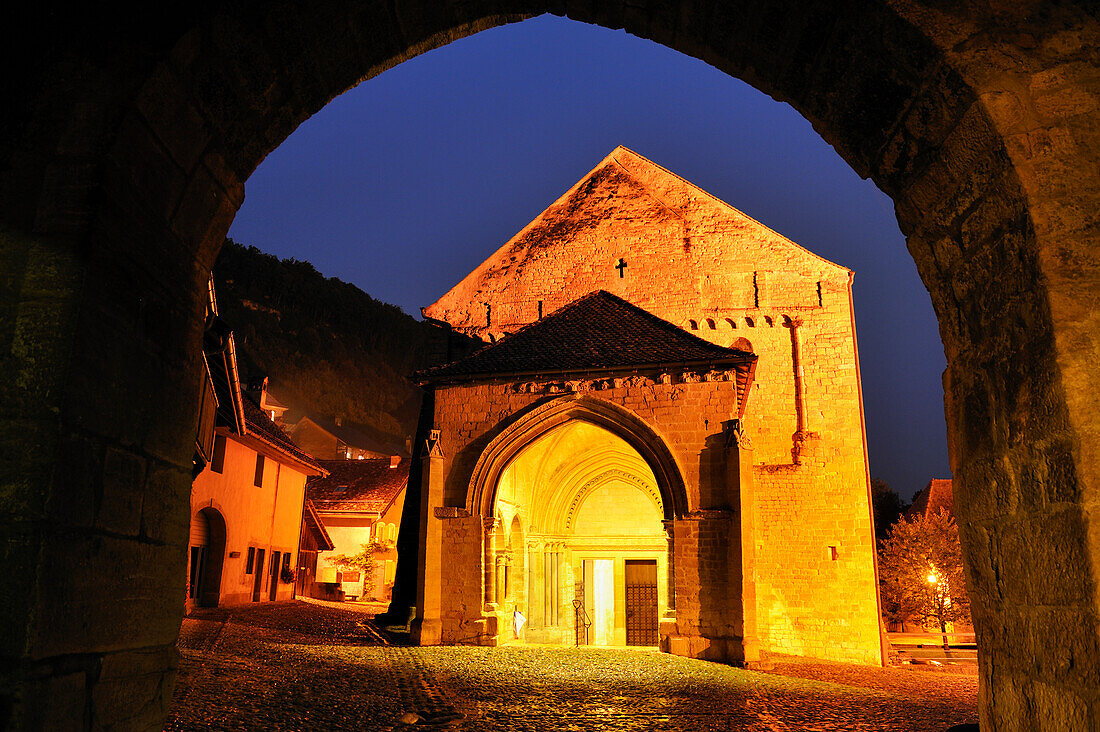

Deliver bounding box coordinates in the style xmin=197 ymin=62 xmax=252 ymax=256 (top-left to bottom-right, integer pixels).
xmin=745 ymin=317 xmax=755 ymax=328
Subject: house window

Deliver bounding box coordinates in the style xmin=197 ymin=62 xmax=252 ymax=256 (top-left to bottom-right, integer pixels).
xmin=282 ymin=553 xmax=292 ymax=572
xmin=254 ymin=454 xmax=265 ymax=487
xmin=246 ymin=547 xmax=256 ymax=574
xmin=211 ymin=434 xmax=227 ymax=473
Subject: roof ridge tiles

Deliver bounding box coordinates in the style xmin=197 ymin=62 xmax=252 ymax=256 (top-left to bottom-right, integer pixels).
xmin=417 ymin=290 xmax=755 ymax=383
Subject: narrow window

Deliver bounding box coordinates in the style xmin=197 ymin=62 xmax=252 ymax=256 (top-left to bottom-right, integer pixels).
xmin=485 ymin=302 xmax=491 ymax=327
xmin=282 ymin=553 xmax=292 ymax=572
xmin=246 ymin=547 xmax=256 ymax=574
xmin=537 ymin=300 xmax=543 ymax=319
xmin=253 ymin=454 xmax=265 ymax=487
xmin=817 ymin=281 xmax=823 ymax=307
xmin=210 ymin=434 xmax=226 ymax=474
xmin=828 ymin=546 xmax=839 ymax=561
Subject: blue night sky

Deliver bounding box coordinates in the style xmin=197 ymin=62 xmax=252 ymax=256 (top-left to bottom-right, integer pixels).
xmin=229 ymin=14 xmax=950 ymax=502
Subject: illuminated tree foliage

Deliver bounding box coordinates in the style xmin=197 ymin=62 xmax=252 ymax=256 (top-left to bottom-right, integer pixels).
xmin=878 ymin=509 xmax=971 ymax=643
xmin=326 ymin=542 xmax=386 ymax=596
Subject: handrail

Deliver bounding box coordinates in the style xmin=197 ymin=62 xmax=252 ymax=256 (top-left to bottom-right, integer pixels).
xmin=572 ymin=598 xmax=591 ymax=646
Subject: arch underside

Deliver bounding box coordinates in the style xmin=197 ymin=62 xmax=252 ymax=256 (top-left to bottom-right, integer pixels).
xmin=489 ymin=419 xmax=668 ymax=646
xmin=3 ymin=1 xmax=1099 ymax=729
xmin=469 ymin=395 xmax=689 ymax=521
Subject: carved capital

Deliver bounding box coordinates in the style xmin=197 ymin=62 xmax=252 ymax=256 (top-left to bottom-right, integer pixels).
xmin=725 ymin=418 xmax=753 ymax=450
xmin=424 ymin=429 xmax=445 ymax=459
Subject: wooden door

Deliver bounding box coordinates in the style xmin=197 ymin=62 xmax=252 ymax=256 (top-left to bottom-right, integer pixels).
xmin=625 ymin=560 xmax=658 ymax=646
xmin=251 ymin=549 xmax=265 ymax=602
xmin=269 ymin=551 xmax=281 ymax=600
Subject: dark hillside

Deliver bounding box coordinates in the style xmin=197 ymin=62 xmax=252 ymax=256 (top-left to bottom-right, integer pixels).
xmin=213 ymin=239 xmax=440 ymax=441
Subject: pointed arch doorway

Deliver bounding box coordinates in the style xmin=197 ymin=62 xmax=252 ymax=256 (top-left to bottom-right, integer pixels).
xmin=491 ymin=420 xmax=669 ymax=647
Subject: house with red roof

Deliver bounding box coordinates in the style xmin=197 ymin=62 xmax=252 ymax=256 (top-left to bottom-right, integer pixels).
xmin=188 ymin=276 xmax=326 ymax=609
xmin=306 ymin=457 xmax=409 ymax=601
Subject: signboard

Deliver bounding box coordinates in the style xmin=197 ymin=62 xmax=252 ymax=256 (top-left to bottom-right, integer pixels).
xmin=340 ymin=571 xmax=361 ymax=583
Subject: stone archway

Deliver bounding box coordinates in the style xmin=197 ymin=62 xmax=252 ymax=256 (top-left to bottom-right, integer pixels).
xmin=469 ymin=394 xmax=690 ymax=522
xmin=4 ymin=2 xmax=1099 ymax=729
xmin=480 ymin=412 xmax=676 ymax=647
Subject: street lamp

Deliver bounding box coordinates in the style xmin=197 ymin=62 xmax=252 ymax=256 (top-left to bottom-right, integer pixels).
xmin=926 ymin=567 xmax=949 ymax=651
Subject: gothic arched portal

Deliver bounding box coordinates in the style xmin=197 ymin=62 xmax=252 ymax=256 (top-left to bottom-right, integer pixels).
xmin=489 ymin=420 xmax=669 ymax=647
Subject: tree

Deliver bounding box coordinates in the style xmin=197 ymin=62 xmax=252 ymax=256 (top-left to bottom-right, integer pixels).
xmin=870 ymin=477 xmax=907 ymax=542
xmin=326 ymin=542 xmax=386 ymax=600
xmin=878 ymin=508 xmax=971 ymax=648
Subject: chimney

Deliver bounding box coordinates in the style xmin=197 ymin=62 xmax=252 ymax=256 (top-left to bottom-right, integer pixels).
xmin=389 ymin=455 xmax=401 ymax=469
xmin=405 ymin=436 xmax=412 ymax=455
xmin=334 ymin=416 xmax=342 ymax=427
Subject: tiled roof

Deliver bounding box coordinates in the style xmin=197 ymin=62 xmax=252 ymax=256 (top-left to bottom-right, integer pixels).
xmin=307 ymin=458 xmax=409 ymax=514
xmin=242 ymin=395 xmax=324 ymax=473
xmin=417 ymin=291 xmax=756 ymax=383
xmin=293 ymin=415 xmax=405 ymax=456
xmin=907 ymin=478 xmax=954 ymax=520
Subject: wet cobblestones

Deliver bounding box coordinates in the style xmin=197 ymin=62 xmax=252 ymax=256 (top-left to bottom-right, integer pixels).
xmin=167 ymin=602 xmax=977 ymax=731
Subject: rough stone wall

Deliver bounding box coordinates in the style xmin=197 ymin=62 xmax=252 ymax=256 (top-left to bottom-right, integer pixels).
xmin=425 ymin=148 xmax=880 ymax=664
xmin=438 ymin=514 xmax=485 ymax=643
xmin=752 ymin=440 xmax=881 ymax=664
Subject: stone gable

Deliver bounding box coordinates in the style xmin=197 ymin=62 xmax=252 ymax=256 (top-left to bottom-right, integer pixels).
xmin=425 ymin=145 xmax=849 ymax=337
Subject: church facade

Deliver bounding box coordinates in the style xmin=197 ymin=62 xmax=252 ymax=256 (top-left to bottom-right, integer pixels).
xmin=405 ymin=147 xmax=882 ymax=665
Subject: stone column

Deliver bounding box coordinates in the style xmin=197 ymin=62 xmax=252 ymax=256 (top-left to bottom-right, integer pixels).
xmin=411 ymin=430 xmax=445 ymax=645
xmin=662 ymin=519 xmax=677 ymax=612
xmin=496 ymin=554 xmax=508 ymax=606
xmin=727 ymin=425 xmax=761 ymax=666
xmin=659 ymin=519 xmax=679 ymax=652
xmin=483 ymin=516 xmax=499 ymax=611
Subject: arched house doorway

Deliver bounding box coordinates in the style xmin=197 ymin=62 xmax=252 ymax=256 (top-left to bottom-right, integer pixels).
xmin=187 ymin=507 xmax=227 ymax=608
xmin=5 ymin=3 xmax=1100 ymax=729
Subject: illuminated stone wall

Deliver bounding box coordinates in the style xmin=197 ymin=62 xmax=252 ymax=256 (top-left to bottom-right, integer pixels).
xmin=424 ymin=148 xmax=881 ymax=664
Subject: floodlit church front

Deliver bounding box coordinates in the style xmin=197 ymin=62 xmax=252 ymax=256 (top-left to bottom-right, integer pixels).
xmin=404 ymin=146 xmax=883 ymax=666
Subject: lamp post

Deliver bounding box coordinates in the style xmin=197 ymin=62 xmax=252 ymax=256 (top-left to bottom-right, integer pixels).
xmin=926 ymin=569 xmax=950 ymax=651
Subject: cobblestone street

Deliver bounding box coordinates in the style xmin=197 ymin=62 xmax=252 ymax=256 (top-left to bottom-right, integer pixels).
xmin=168 ymin=601 xmax=978 ymax=731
